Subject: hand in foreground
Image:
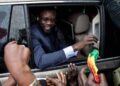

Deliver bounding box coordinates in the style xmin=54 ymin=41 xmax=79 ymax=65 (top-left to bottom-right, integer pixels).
xmin=78 ymin=67 xmax=108 ymax=86
xmin=4 ymin=41 xmax=38 ymax=86
xmin=66 ymin=63 xmax=78 ymax=86
xmin=4 ymin=41 xmax=30 ymax=65
xmin=46 ymin=72 xmax=67 ymax=86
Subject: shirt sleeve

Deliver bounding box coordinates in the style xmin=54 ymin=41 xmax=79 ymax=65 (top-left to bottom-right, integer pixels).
xmin=63 ymin=46 xmax=78 ymax=59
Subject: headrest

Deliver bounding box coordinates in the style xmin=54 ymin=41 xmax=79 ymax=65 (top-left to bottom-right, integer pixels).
xmin=75 ymin=14 xmax=90 ymax=34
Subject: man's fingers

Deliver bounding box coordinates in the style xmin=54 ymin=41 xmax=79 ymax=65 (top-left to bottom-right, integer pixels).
xmin=8 ymin=41 xmax=17 ymax=45
xmin=70 ymin=63 xmax=74 ymax=70
xmin=60 ymin=72 xmax=66 ymax=84
xmin=69 ymin=63 xmax=77 ymax=71
xmin=84 ymin=35 xmax=98 ymax=43
xmin=23 ymin=47 xmax=31 ymax=55
xmin=5 ymin=41 xmax=17 ymax=49
xmin=56 ymin=72 xmax=62 ymax=81
xmin=23 ymin=47 xmax=31 ymax=63
xmin=87 ymin=73 xmax=96 ymax=86
xmin=79 ymin=67 xmax=87 ymax=85
xmin=86 ymin=41 xmax=96 ymax=45
xmin=100 ymin=73 xmax=106 ymax=82
xmin=86 ymin=37 xmax=97 ymax=42
xmin=86 ymin=35 xmax=98 ymax=40
xmin=99 ymin=73 xmax=108 ymax=86
xmin=88 ymin=73 xmax=94 ymax=81
xmin=68 ymin=63 xmax=72 ymax=71
xmin=80 ymin=67 xmax=87 ymax=80
xmin=64 ymin=74 xmax=67 ymax=85
xmin=78 ymin=73 xmax=82 ymax=86
xmin=73 ymin=63 xmax=77 ymax=70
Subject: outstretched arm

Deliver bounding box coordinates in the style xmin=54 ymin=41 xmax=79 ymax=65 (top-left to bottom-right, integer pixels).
xmin=4 ymin=41 xmax=41 ymax=86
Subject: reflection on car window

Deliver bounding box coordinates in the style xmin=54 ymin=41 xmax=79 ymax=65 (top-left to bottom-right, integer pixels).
xmin=0 ymin=5 xmax=29 ymax=73
xmin=0 ymin=5 xmax=11 ymax=50
xmin=9 ymin=5 xmax=28 ymax=45
xmin=0 ymin=5 xmax=11 ymax=73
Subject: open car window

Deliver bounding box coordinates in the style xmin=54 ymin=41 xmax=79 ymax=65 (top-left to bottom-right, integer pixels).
xmin=28 ymin=5 xmax=101 ymax=69
xmin=0 ymin=1 xmax=104 ymax=73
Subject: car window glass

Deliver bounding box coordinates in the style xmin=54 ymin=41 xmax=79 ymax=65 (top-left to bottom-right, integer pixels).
xmin=0 ymin=5 xmax=11 ymax=73
xmin=0 ymin=5 xmax=11 ymax=50
xmin=9 ymin=5 xmax=27 ymax=45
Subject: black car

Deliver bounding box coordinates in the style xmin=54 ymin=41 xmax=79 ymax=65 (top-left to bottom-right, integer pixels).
xmin=0 ymin=0 xmax=120 ymax=86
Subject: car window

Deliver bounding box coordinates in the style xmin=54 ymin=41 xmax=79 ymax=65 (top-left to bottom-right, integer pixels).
xmin=28 ymin=5 xmax=101 ymax=70
xmin=9 ymin=5 xmax=28 ymax=45
xmin=0 ymin=5 xmax=29 ymax=73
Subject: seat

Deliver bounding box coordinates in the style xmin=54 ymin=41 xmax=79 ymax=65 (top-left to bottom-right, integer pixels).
xmin=69 ymin=11 xmax=100 ymax=57
xmin=73 ymin=13 xmax=90 ymax=41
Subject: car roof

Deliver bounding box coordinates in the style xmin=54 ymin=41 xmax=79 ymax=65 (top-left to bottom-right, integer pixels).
xmin=0 ymin=0 xmax=101 ymax=5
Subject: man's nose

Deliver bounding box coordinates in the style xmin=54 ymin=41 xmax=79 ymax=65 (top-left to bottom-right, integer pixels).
xmin=46 ymin=20 xmax=52 ymax=24
xmin=46 ymin=20 xmax=55 ymax=25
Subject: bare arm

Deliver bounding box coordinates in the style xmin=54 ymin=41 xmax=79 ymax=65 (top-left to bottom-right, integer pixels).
xmin=2 ymin=75 xmax=16 ymax=86
xmin=4 ymin=41 xmax=41 ymax=86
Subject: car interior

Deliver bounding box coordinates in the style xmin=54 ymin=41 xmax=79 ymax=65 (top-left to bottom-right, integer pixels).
xmin=28 ymin=5 xmax=100 ymax=63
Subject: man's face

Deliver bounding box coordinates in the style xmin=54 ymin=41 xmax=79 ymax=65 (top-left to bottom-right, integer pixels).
xmin=39 ymin=10 xmax=56 ymax=33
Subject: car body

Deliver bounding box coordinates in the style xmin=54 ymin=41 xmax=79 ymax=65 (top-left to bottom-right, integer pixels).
xmin=0 ymin=0 xmax=120 ymax=86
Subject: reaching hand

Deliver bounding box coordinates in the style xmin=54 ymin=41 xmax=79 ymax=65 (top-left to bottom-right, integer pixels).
xmin=73 ymin=35 xmax=97 ymax=51
xmin=46 ymin=72 xmax=67 ymax=86
xmin=86 ymin=73 xmax=108 ymax=86
xmin=4 ymin=41 xmax=30 ymax=66
xmin=67 ymin=63 xmax=78 ymax=86
xmin=4 ymin=41 xmax=38 ymax=86
xmin=78 ymin=67 xmax=108 ymax=86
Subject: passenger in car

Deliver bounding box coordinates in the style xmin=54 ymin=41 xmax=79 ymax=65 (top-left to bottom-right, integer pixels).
xmin=3 ymin=41 xmax=41 ymax=86
xmin=30 ymin=7 xmax=97 ymax=69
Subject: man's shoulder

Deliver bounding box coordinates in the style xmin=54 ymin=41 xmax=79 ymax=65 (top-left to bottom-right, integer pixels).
xmin=31 ymin=24 xmax=43 ymax=34
xmin=30 ymin=24 xmax=43 ymax=37
xmin=31 ymin=24 xmax=39 ymax=30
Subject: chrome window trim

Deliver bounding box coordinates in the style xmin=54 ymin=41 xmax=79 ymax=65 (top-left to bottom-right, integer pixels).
xmin=0 ymin=0 xmax=100 ymax=5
